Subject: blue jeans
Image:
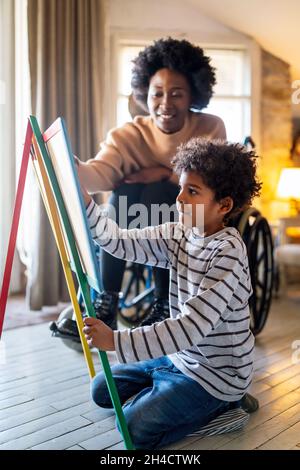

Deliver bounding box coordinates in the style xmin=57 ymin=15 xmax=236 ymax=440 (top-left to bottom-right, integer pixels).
xmin=91 ymin=356 xmax=240 ymax=449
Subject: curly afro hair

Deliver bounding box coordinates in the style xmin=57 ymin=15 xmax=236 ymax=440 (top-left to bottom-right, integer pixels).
xmin=172 ymin=138 xmax=262 ymax=220
xmin=131 ymin=37 xmax=216 ymax=111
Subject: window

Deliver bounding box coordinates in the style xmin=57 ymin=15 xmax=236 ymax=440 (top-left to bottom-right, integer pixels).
xmin=203 ymin=48 xmax=251 ymax=143
xmin=116 ymin=43 xmax=151 ymax=126
xmin=116 ymin=43 xmax=251 ymax=143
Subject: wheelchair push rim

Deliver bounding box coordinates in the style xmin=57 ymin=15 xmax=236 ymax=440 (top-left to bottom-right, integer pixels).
xmin=235 ymin=208 xmax=274 ymax=336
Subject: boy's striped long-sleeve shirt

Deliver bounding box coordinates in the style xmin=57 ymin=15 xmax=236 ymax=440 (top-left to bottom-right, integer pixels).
xmin=86 ymin=200 xmax=254 ymax=402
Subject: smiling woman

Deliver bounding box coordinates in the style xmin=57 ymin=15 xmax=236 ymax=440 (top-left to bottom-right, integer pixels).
xmin=75 ymin=37 xmax=226 ymax=331
xmin=117 ymin=45 xmax=251 ymax=142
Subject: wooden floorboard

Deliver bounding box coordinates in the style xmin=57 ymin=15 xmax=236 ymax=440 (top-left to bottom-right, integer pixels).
xmin=1 ymin=289 xmax=300 ymax=450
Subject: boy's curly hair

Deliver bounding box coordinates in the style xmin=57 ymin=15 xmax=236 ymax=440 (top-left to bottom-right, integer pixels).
xmin=172 ymin=138 xmax=262 ymax=220
xmin=131 ymin=37 xmax=216 ymax=111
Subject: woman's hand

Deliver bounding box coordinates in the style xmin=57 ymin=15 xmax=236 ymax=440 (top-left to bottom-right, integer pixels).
xmin=74 ymin=156 xmax=92 ymax=207
xmin=83 ymin=317 xmax=115 ymax=351
xmin=80 ymin=183 xmax=92 ymax=207
xmin=124 ymin=166 xmax=172 ymax=184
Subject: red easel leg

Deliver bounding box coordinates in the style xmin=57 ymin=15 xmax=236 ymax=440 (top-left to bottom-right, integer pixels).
xmin=0 ymin=121 xmax=33 ymax=338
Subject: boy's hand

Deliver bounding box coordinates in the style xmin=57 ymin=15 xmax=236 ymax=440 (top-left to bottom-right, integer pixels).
xmin=83 ymin=317 xmax=115 ymax=351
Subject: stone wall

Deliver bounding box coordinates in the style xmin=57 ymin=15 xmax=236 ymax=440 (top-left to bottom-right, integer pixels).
xmin=260 ymin=49 xmax=292 ymax=220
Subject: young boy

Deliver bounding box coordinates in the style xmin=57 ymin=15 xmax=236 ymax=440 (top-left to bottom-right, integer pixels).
xmin=82 ymin=138 xmax=262 ymax=449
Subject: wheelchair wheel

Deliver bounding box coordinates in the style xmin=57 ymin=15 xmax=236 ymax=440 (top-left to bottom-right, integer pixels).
xmin=118 ymin=263 xmax=154 ymax=326
xmin=233 ymin=208 xmax=274 ymax=335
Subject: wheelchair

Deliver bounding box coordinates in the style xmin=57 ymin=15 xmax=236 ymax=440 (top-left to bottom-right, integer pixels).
xmin=230 ymin=207 xmax=274 ymax=335
xmin=50 ymin=204 xmax=274 ymax=352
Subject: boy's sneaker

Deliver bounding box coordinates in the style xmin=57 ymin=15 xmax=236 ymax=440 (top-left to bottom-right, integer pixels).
xmin=241 ymin=393 xmax=259 ymax=413
xmin=139 ymin=297 xmax=170 ymax=327
xmin=93 ymin=291 xmax=119 ymax=330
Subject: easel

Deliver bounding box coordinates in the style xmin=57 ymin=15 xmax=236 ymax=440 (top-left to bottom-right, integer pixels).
xmin=0 ymin=116 xmax=134 ymax=450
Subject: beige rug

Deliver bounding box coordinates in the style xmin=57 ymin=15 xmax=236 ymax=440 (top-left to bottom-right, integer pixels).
xmin=3 ymin=295 xmax=68 ymax=331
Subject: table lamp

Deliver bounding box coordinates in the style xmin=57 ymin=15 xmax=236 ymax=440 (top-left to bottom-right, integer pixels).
xmin=276 ymin=168 xmax=300 ymax=214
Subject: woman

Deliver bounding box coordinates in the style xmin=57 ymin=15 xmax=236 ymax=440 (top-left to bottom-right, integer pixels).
xmin=76 ymin=37 xmax=226 ymax=329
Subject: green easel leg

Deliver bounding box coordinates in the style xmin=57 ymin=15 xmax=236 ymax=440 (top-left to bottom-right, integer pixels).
xmin=29 ymin=116 xmax=134 ymax=450
xmin=81 ymin=280 xmax=134 ymax=450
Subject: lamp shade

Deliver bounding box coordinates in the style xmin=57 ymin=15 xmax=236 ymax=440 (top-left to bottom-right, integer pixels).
xmin=276 ymin=168 xmax=300 ymax=200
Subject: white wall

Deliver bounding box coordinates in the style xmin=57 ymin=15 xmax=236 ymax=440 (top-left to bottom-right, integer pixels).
xmin=104 ymin=0 xmax=261 ymax=147
xmin=188 ymin=0 xmax=300 ymax=81
xmin=189 ymin=0 xmax=299 ymax=119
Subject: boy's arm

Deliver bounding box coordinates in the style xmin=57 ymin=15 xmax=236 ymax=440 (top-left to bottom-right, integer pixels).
xmin=86 ymin=199 xmax=172 ymax=268
xmin=113 ymin=243 xmax=251 ymax=364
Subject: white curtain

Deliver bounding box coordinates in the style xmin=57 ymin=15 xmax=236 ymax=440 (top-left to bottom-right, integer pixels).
xmin=26 ymin=0 xmax=106 ymax=309
xmin=1 ymin=0 xmax=106 ymax=307
xmin=14 ymin=0 xmax=38 ymax=301
xmin=0 ymin=0 xmax=23 ymax=293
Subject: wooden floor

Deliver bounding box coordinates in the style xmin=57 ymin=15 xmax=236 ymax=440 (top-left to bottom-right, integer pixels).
xmin=2 ymin=295 xmax=67 ymax=331
xmin=1 ymin=290 xmax=300 ymax=450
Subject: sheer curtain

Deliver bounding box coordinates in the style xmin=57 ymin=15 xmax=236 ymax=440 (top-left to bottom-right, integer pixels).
xmin=0 ymin=0 xmax=22 ymax=293
xmin=0 ymin=0 xmax=14 ymax=282
xmin=26 ymin=0 xmax=106 ymax=309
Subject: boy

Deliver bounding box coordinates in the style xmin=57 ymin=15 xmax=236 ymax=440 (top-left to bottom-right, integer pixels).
xmin=82 ymin=138 xmax=262 ymax=449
